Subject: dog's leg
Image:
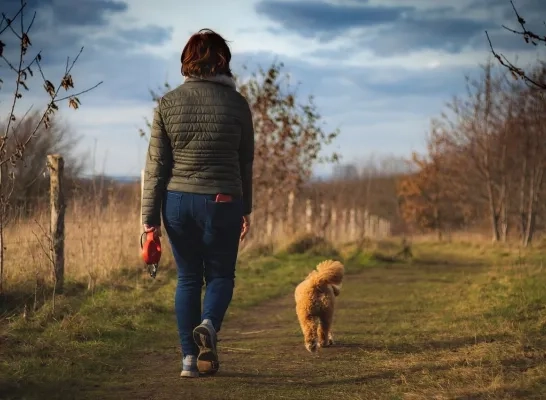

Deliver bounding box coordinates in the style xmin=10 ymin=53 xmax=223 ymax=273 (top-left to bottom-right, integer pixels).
xmin=327 ymin=331 xmax=334 ymax=345
xmin=318 ymin=306 xmax=334 ymax=348
xmin=297 ymin=309 xmax=318 ymax=352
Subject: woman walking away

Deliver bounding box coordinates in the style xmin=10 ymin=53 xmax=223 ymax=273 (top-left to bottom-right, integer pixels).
xmin=141 ymin=29 xmax=254 ymax=378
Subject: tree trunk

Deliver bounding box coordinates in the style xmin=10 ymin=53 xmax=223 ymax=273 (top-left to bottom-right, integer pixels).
xmin=485 ymin=177 xmax=500 ymax=242
xmin=500 ymin=200 xmax=508 ymax=243
xmin=523 ymin=166 xmax=544 ymax=247
xmin=519 ymin=156 xmax=528 ymax=242
xmin=433 ymin=204 xmax=442 ymax=241
xmin=499 ymin=141 xmax=509 ymax=242
xmin=522 ymin=180 xmax=534 ymax=248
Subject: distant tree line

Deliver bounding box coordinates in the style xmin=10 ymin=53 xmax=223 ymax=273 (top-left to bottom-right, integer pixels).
xmin=397 ymin=61 xmax=545 ymax=245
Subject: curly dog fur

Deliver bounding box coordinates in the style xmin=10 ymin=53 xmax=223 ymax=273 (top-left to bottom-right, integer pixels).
xmin=294 ymin=259 xmax=344 ymax=352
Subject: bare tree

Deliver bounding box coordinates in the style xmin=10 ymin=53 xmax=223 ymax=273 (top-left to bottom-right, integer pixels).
xmin=397 ymin=126 xmax=466 ymax=240
xmin=0 ymin=1 xmax=103 ymax=293
xmin=486 ymin=0 xmax=546 ymax=90
xmin=0 ymin=112 xmax=84 ymax=215
xmin=511 ymin=66 xmax=546 ymax=246
xmin=397 ymin=58 xmax=546 ymax=245
xmin=439 ymin=62 xmax=509 ymax=242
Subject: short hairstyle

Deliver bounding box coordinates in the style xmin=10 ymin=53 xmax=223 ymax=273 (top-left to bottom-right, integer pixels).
xmin=181 ymin=29 xmax=232 ymax=77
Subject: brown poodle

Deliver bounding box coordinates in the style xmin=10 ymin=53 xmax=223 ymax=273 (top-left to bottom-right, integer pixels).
xmin=294 ymin=259 xmax=345 ymax=352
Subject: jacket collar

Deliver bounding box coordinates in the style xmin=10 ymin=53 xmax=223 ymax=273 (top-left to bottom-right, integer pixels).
xmin=184 ymin=74 xmax=236 ymax=89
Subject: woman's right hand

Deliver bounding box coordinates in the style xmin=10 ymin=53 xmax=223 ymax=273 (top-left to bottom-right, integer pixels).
xmin=240 ymin=215 xmax=250 ymax=242
xmin=143 ymin=224 xmax=162 ymax=237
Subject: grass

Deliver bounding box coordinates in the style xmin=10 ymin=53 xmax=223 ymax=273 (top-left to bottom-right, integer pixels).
xmin=3 ymin=209 xmax=546 ymax=399
xmin=0 ymin=246 xmax=369 ymax=399
xmin=2 ymin=195 xmax=145 ymax=295
xmin=99 ymin=243 xmax=546 ymax=400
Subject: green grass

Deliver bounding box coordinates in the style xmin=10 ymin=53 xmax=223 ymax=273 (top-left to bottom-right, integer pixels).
xmin=2 ymin=240 xmax=546 ymax=399
xmin=0 ymin=249 xmax=357 ymax=399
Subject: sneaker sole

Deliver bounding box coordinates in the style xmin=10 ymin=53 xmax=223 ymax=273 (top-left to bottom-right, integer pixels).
xmin=193 ymin=325 xmax=219 ymax=374
xmin=180 ymin=370 xmax=199 ymax=378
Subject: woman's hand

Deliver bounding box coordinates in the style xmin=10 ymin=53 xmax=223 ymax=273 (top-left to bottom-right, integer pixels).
xmin=143 ymin=224 xmax=162 ymax=237
xmin=240 ymin=215 xmax=250 ymax=242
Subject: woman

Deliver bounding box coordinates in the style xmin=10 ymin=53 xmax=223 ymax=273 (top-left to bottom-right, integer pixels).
xmin=141 ymin=29 xmax=254 ymax=378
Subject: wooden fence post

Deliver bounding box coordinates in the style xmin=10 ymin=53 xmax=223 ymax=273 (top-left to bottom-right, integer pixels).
xmin=371 ymin=215 xmax=379 ymax=238
xmin=356 ymin=208 xmax=362 ymax=239
xmin=341 ymin=209 xmax=348 ymax=242
xmin=330 ymin=207 xmax=337 ymax=242
xmin=320 ymin=202 xmax=326 ymax=235
xmin=139 ymin=169 xmax=145 ymax=253
xmin=266 ymin=187 xmax=274 ymax=239
xmin=363 ymin=209 xmax=370 ymax=238
xmin=47 ymin=154 xmax=65 ymax=293
xmin=305 ymin=199 xmax=312 ymax=234
xmin=349 ymin=208 xmax=356 ymax=241
xmin=287 ymin=191 xmax=295 ymax=235
xmin=140 ymin=169 xmax=144 ymax=229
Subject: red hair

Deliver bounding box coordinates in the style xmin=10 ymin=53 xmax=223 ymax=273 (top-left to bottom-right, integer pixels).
xmin=181 ymin=29 xmax=232 ymax=77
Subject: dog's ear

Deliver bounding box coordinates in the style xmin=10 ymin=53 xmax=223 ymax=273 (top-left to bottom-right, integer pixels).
xmin=305 ymin=270 xmax=316 ymax=279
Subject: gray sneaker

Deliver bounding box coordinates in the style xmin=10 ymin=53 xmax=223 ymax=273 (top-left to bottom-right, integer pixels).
xmin=193 ymin=319 xmax=219 ymax=375
xmin=180 ymin=355 xmax=199 ymax=378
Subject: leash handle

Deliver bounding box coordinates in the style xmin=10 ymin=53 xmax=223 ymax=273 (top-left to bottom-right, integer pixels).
xmin=140 ymin=231 xmax=161 ymax=279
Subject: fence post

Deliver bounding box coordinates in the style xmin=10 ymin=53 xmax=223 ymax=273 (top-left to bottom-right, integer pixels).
xmin=139 ymin=169 xmax=145 ymax=253
xmin=364 ymin=209 xmax=370 ymax=238
xmin=320 ymin=202 xmax=326 ymax=235
xmin=287 ymin=191 xmax=295 ymax=235
xmin=349 ymin=208 xmax=356 ymax=241
xmin=305 ymin=199 xmax=312 ymax=234
xmin=330 ymin=206 xmax=337 ymax=243
xmin=140 ymin=169 xmax=145 ymax=228
xmin=266 ymin=187 xmax=274 ymax=239
xmin=47 ymin=154 xmax=65 ymax=293
xmin=356 ymin=208 xmax=362 ymax=239
xmin=341 ymin=209 xmax=348 ymax=243
xmin=371 ymin=215 xmax=379 ymax=238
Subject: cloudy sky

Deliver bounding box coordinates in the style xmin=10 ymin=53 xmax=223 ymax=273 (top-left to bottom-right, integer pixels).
xmin=0 ymin=0 xmax=544 ymax=178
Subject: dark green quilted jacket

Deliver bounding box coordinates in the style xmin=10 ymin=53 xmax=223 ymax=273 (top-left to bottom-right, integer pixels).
xmin=141 ymin=75 xmax=255 ymax=227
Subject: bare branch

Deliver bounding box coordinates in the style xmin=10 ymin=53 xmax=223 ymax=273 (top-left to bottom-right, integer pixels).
xmin=0 ymin=0 xmax=103 ymax=251
xmin=485 ymin=1 xmax=546 ymax=91
xmin=55 ymin=81 xmax=103 ymax=103
xmin=31 ymin=225 xmax=54 ymax=265
xmin=0 ymin=10 xmax=103 ymax=166
xmin=0 ymin=3 xmax=24 ymax=35
xmin=2 ymin=0 xmax=28 ymax=141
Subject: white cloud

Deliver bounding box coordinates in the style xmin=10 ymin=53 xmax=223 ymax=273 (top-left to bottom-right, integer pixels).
xmin=102 ymin=0 xmax=544 ymax=75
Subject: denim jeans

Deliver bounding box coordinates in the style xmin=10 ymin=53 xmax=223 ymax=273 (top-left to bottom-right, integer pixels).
xmin=162 ymin=190 xmax=243 ymax=357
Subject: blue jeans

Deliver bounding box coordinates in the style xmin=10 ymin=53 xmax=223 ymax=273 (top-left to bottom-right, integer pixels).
xmin=162 ymin=190 xmax=243 ymax=357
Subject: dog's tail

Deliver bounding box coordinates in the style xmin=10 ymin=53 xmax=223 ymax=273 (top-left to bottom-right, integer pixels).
xmin=309 ymin=259 xmax=344 ymax=287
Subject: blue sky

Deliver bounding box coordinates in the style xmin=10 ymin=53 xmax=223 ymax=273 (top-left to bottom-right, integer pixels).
xmin=0 ymin=0 xmax=544 ymax=178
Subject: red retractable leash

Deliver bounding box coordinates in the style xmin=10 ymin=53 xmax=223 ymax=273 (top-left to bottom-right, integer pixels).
xmin=140 ymin=231 xmax=161 ymax=278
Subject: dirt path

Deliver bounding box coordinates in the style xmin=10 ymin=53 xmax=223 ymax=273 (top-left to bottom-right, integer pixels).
xmin=81 ymin=262 xmax=546 ymax=400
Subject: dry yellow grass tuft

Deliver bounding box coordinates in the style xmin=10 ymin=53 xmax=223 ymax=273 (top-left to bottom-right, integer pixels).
xmin=3 ymin=195 xmax=160 ymax=292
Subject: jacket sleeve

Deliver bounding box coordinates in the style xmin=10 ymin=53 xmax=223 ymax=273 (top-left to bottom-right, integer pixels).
xmin=141 ymin=100 xmax=172 ymax=226
xmin=239 ymin=100 xmax=255 ymax=215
